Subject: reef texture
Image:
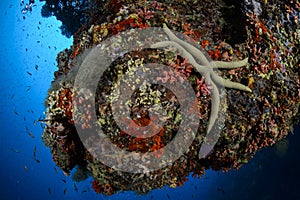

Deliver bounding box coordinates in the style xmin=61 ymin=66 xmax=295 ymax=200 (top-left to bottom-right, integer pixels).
xmin=42 ymin=0 xmax=300 ymax=195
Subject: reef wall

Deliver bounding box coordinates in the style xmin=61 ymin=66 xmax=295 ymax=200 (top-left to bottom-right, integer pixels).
xmin=42 ymin=0 xmax=300 ymax=195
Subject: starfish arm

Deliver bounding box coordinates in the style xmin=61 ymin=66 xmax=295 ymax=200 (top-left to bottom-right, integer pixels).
xmin=151 ymin=41 xmax=207 ymax=74
xmin=205 ymin=75 xmax=220 ymax=134
xmin=210 ymin=72 xmax=252 ymax=92
xmin=223 ymin=79 xmax=252 ymax=92
xmin=151 ymin=41 xmax=197 ymax=64
xmin=212 ymin=58 xmax=249 ymax=69
xmin=162 ymin=24 xmax=211 ymax=66
xmin=198 ymin=77 xmax=222 ymax=159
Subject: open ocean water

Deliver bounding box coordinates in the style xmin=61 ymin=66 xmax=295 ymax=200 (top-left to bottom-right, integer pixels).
xmin=0 ymin=1 xmax=299 ymax=200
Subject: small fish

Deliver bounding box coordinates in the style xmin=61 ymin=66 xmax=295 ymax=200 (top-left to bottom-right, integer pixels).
xmin=33 ymin=146 xmax=36 ymax=157
xmin=39 ymin=21 xmax=41 ymax=25
xmin=25 ymin=48 xmax=28 ymax=52
xmin=26 ymin=127 xmax=35 ymax=138
xmin=26 ymin=71 xmax=32 ymax=76
xmin=48 ymin=188 xmax=51 ymax=194
xmin=11 ymin=94 xmax=14 ymax=99
xmin=35 ymin=65 xmax=38 ymax=71
xmin=54 ymin=167 xmax=58 ymax=173
xmin=37 ymin=41 xmax=40 ymax=43
xmin=11 ymin=148 xmax=20 ymax=153
xmin=28 ymin=132 xmax=35 ymax=138
xmin=61 ymin=179 xmax=66 ymax=183
xmin=14 ymin=109 xmax=19 ymax=115
xmin=33 ymin=119 xmax=38 ymax=126
xmin=167 ymin=194 xmax=170 ymax=199
xmin=37 ymin=26 xmax=40 ymax=30
xmin=82 ymin=190 xmax=87 ymax=193
xmin=34 ymin=158 xmax=40 ymax=163
xmin=24 ymin=165 xmax=28 ymax=171
xmin=74 ymin=183 xmax=78 ymax=192
xmin=63 ymin=188 xmax=67 ymax=195
xmin=26 ymin=86 xmax=31 ymax=92
xmin=37 ymin=55 xmax=40 ymax=59
xmin=33 ymin=117 xmax=44 ymax=126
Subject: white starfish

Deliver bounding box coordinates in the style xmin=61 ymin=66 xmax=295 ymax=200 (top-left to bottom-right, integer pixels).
xmin=150 ymin=24 xmax=251 ymax=148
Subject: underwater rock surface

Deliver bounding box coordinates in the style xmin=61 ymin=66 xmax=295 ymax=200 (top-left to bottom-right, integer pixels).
xmin=42 ymin=0 xmax=300 ymax=195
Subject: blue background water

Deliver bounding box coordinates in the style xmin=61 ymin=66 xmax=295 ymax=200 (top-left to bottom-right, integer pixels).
xmin=0 ymin=1 xmax=299 ymax=199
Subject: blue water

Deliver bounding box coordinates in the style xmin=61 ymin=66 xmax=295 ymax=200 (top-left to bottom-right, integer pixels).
xmin=0 ymin=1 xmax=299 ymax=199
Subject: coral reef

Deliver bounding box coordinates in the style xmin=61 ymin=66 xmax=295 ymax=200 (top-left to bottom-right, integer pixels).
xmin=42 ymin=0 xmax=300 ymax=195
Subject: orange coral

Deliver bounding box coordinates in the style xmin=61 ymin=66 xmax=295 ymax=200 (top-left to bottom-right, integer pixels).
xmin=125 ymin=114 xmax=166 ymax=156
xmin=200 ymin=40 xmax=211 ymax=49
xmin=104 ymin=17 xmax=149 ymax=35
xmin=208 ymin=49 xmax=221 ymax=60
xmin=70 ymin=44 xmax=80 ymax=60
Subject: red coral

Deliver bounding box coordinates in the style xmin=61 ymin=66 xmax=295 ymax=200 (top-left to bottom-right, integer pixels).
xmin=195 ymin=76 xmax=211 ymax=98
xmin=156 ymin=58 xmax=190 ymax=84
xmin=92 ymin=179 xmax=102 ymax=194
xmin=138 ymin=7 xmax=155 ymax=20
